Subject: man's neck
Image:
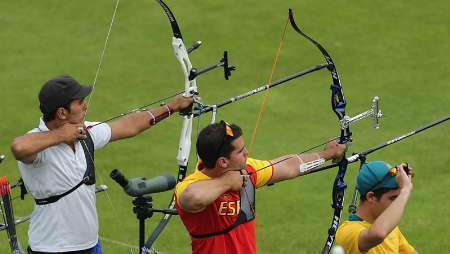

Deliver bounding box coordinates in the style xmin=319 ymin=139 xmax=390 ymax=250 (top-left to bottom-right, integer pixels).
xmin=356 ymin=205 xmax=376 ymax=223
xmin=199 ymin=163 xmax=228 ymax=178
xmin=45 ymin=119 xmax=64 ymax=130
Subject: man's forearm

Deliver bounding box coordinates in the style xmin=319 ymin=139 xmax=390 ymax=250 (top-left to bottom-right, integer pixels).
xmin=179 ymin=178 xmax=230 ymax=212
xmin=11 ymin=131 xmax=63 ymax=162
xmin=109 ymin=104 xmax=173 ymax=141
xmin=370 ymin=188 xmax=411 ymax=237
xmin=269 ymin=152 xmax=327 ymax=183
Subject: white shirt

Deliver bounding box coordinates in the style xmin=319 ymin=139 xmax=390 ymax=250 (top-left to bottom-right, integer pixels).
xmin=18 ymin=118 xmax=111 ymax=252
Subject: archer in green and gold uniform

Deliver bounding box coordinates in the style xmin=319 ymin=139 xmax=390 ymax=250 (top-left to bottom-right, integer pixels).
xmin=336 ymin=161 xmax=418 ymax=254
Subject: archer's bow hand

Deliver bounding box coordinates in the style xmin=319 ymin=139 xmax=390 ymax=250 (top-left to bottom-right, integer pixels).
xmin=168 ymin=94 xmax=194 ymax=113
xmin=320 ymin=140 xmax=347 ymax=161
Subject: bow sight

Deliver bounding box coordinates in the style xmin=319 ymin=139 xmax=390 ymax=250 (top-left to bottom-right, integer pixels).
xmin=340 ymin=96 xmax=383 ymax=130
xmin=188 ymin=50 xmax=236 ymax=81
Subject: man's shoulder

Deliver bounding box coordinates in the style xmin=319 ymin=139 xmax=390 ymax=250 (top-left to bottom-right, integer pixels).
xmin=336 ymin=220 xmax=368 ymax=254
xmin=84 ymin=121 xmax=108 ymax=133
xmin=246 ymin=158 xmax=270 ymax=170
xmin=175 ymin=170 xmax=209 ymax=197
xmin=340 ymin=219 xmax=370 ymax=227
xmin=182 ymin=170 xmax=207 ymax=182
xmin=84 ymin=121 xmax=111 ymax=149
xmin=26 ymin=127 xmax=41 ymax=134
xmin=337 ymin=220 xmax=370 ymax=236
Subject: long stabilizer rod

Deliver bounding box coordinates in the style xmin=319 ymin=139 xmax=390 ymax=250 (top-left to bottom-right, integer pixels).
xmin=194 ymin=63 xmax=329 ymax=116
xmin=306 ymin=114 xmax=450 ymax=174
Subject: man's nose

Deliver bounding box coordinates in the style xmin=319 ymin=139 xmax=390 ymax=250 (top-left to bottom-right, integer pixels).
xmin=82 ymin=101 xmax=88 ymax=111
xmin=243 ymin=147 xmax=249 ymax=157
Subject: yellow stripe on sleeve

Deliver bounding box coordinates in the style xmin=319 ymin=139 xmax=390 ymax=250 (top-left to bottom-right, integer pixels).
xmin=247 ymin=158 xmax=273 ymax=188
xmin=175 ymin=170 xmax=210 ymax=198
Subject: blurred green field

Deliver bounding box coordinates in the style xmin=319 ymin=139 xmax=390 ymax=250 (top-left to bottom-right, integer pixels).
xmin=1 ymin=0 xmax=449 ymax=253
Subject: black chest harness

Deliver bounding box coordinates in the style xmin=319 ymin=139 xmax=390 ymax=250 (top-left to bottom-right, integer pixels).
xmin=190 ymin=178 xmax=256 ymax=238
xmin=34 ymin=134 xmax=96 ymax=205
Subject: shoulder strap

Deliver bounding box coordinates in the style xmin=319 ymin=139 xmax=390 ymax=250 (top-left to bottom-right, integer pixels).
xmin=34 ymin=134 xmax=96 ymax=205
xmin=80 ymin=132 xmax=95 ymax=185
xmin=34 ymin=179 xmax=87 ymax=205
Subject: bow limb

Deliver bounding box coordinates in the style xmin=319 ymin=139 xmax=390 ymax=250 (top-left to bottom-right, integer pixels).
xmin=156 ymin=0 xmax=196 ymax=177
xmin=288 ymin=9 xmax=350 ymax=254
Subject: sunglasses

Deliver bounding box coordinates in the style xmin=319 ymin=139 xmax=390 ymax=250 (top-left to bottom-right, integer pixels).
xmin=215 ymin=121 xmax=235 ymax=159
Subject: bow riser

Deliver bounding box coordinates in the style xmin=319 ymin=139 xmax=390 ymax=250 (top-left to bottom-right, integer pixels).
xmin=172 ymin=37 xmax=198 ymax=96
xmin=144 ymin=1 xmax=198 ymax=252
xmin=176 ymin=118 xmax=193 ymax=174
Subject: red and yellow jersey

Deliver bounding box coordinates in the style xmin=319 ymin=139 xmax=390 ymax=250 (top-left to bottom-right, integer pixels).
xmin=336 ymin=219 xmax=415 ymax=254
xmin=175 ymin=158 xmax=273 ymax=254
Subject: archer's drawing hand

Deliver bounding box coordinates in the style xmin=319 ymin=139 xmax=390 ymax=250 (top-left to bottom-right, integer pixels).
xmin=221 ymin=170 xmax=244 ymax=192
xmin=55 ymin=123 xmax=87 ymax=143
xmin=322 ymin=140 xmax=347 ymax=161
xmin=168 ymin=94 xmax=194 ymax=112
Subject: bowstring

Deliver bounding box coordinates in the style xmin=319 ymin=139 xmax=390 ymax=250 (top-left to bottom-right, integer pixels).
xmin=81 ymin=0 xmax=134 ymax=252
xmin=84 ymin=0 xmax=121 ymax=117
xmin=247 ymin=17 xmax=289 ymax=155
xmin=244 ymin=15 xmax=289 ymax=254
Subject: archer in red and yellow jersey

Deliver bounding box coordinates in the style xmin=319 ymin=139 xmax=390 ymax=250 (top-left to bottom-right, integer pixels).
xmin=175 ymin=158 xmax=273 ymax=254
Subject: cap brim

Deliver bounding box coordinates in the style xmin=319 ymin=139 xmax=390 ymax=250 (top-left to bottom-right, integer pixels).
xmin=73 ymin=85 xmax=93 ymax=100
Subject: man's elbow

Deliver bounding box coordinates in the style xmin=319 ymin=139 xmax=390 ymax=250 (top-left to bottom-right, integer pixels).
xmin=358 ymin=228 xmax=387 ymax=252
xmin=10 ymin=138 xmax=25 ymax=160
xmin=368 ymin=229 xmax=388 ymax=246
xmin=10 ymin=138 xmax=35 ymax=163
xmin=179 ymin=188 xmax=206 ymax=213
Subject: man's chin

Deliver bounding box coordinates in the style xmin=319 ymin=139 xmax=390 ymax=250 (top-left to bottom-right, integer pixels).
xmin=69 ymin=118 xmax=84 ymax=125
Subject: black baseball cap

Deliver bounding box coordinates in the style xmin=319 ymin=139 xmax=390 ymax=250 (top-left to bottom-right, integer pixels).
xmin=38 ymin=75 xmax=92 ymax=114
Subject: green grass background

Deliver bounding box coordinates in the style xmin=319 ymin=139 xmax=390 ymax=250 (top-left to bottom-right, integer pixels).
xmin=1 ymin=0 xmax=449 ymax=253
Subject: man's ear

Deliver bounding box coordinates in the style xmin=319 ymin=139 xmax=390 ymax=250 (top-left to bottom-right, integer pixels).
xmin=216 ymin=157 xmax=229 ymax=169
xmin=56 ymin=107 xmax=68 ymax=120
xmin=365 ymin=191 xmax=376 ymax=203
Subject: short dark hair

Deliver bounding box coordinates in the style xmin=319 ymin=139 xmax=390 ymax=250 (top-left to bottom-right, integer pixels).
xmin=41 ymin=100 xmax=72 ymax=122
xmin=360 ymin=187 xmax=395 ymax=202
xmin=196 ymin=121 xmax=243 ymax=168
